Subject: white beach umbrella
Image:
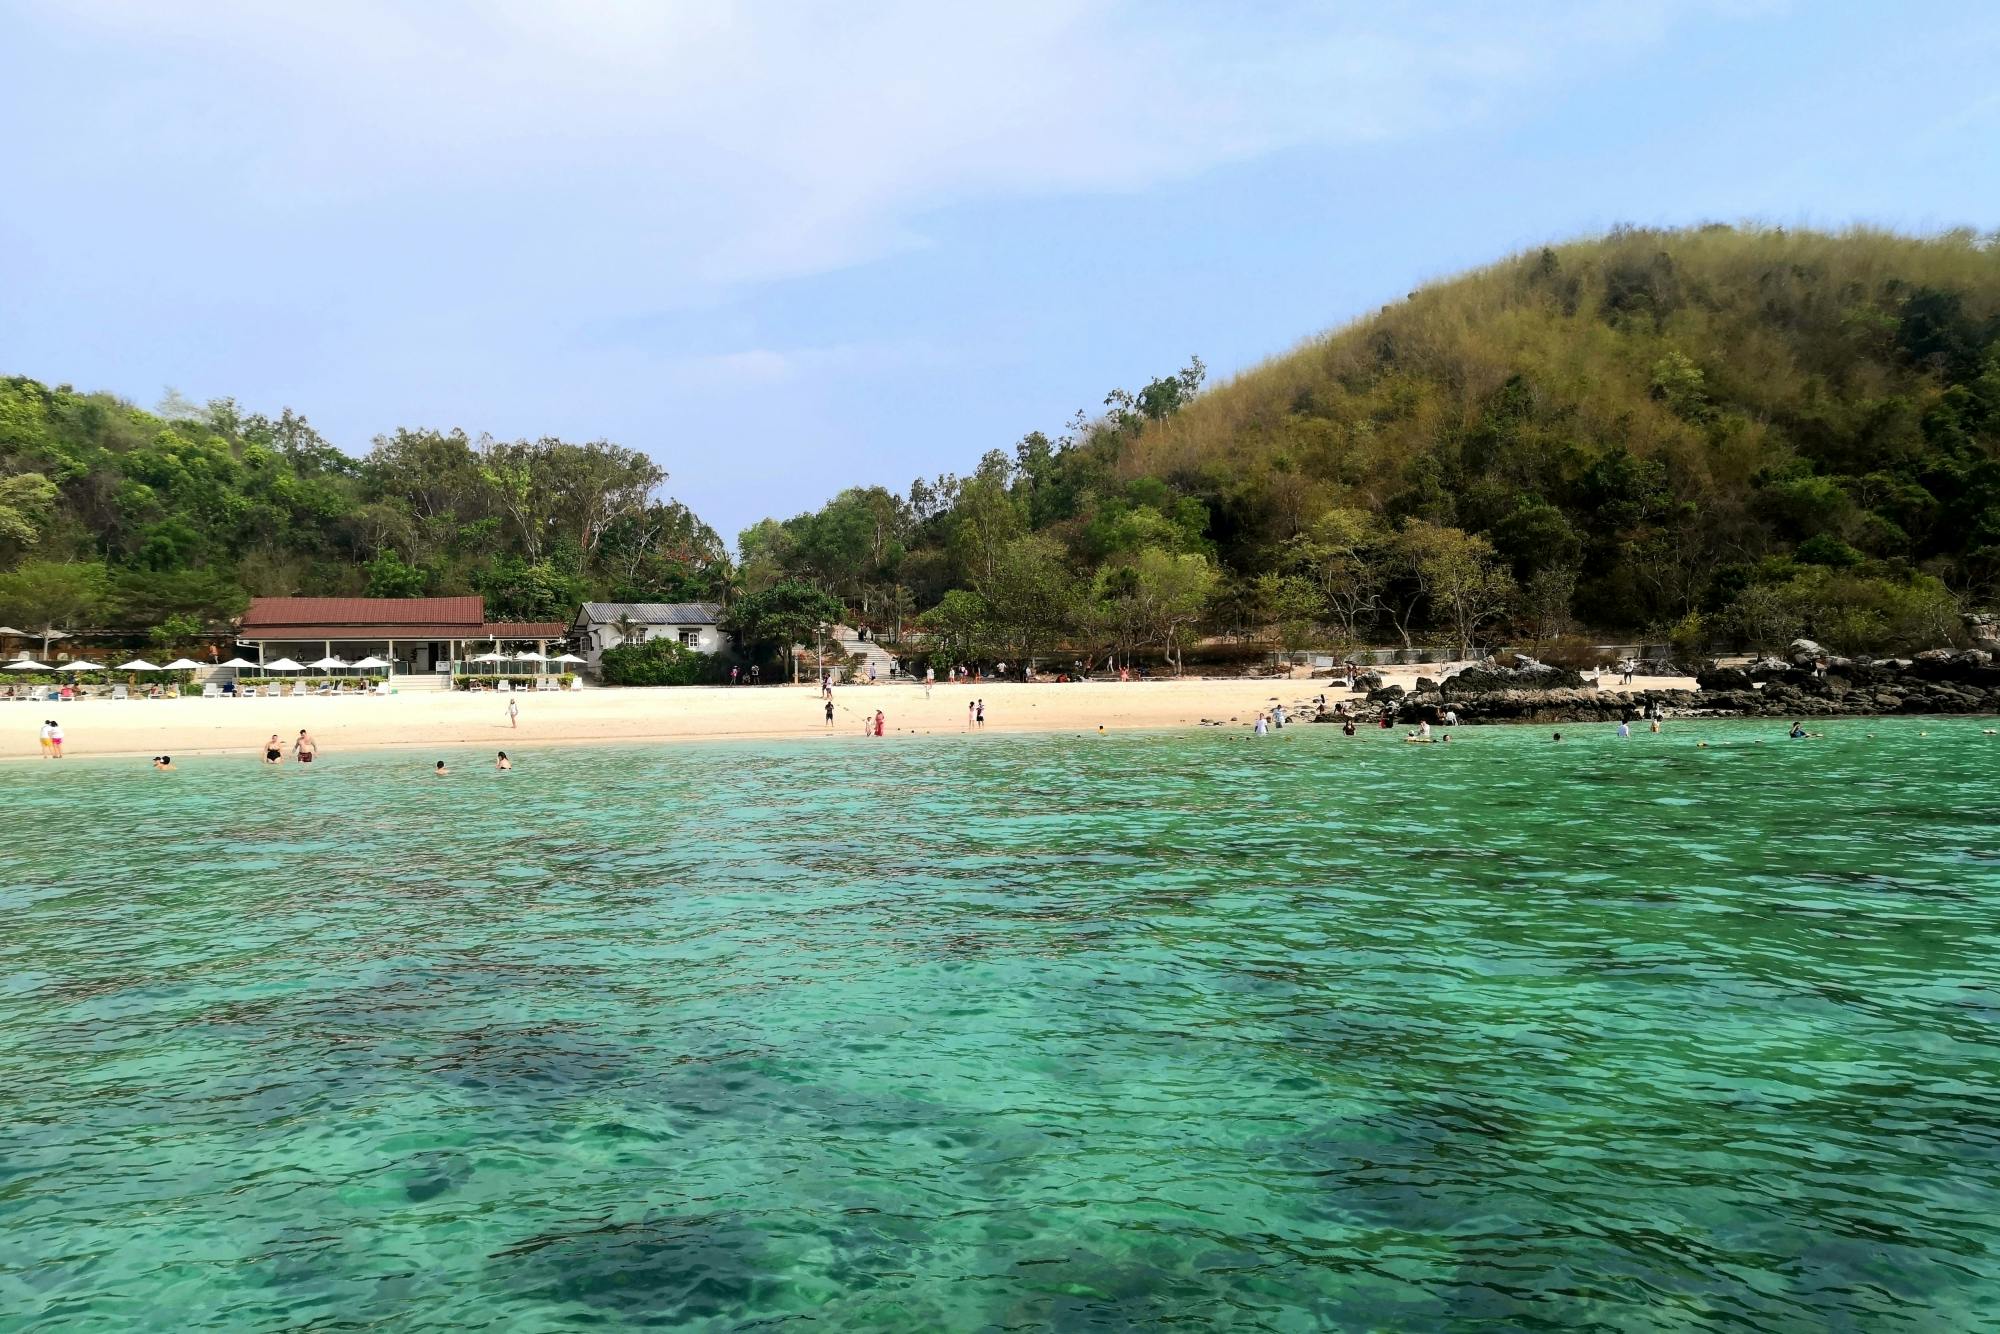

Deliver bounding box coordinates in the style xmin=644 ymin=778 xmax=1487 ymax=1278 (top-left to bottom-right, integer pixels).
xmin=264 ymin=658 xmax=304 ymax=672
xmin=5 ymin=659 xmax=50 ymax=671
xmin=0 ymin=626 xmax=27 ymax=637
xmin=219 ymin=656 xmax=258 ymax=669
xmin=307 ymin=655 xmax=347 ymax=670
xmin=115 ymin=658 xmax=165 ymax=671
xmin=471 ymin=651 xmax=509 ymax=663
xmin=553 ymin=652 xmax=586 ymax=664
xmin=58 ymin=660 xmax=106 ymax=672
xmin=163 ymin=658 xmax=205 ymax=670
xmin=514 ymin=649 xmax=548 ymax=661
xmin=350 ymin=655 xmax=390 ymax=669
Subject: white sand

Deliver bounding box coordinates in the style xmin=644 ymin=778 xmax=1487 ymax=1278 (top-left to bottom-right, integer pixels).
xmin=6 ymin=669 xmax=1698 ymax=763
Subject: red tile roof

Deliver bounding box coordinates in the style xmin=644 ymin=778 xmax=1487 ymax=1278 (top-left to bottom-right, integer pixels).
xmin=239 ymin=596 xmax=485 ymax=639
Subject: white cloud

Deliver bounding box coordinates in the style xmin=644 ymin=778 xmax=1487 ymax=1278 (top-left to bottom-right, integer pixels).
xmin=21 ymin=0 xmax=1728 ymax=304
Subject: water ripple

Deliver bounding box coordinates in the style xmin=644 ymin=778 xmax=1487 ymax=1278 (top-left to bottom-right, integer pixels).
xmin=3 ymin=718 xmax=1999 ymax=1329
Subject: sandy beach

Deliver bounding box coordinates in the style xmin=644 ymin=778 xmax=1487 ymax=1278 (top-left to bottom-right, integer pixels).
xmin=6 ymin=668 xmax=1701 ymax=763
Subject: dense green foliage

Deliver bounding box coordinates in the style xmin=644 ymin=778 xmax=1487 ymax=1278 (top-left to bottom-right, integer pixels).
xmin=597 ymin=637 xmax=727 ymax=687
xmin=8 ymin=226 xmax=1999 ymax=666
xmin=720 ymin=582 xmax=846 ymax=679
xmin=744 ymin=226 xmax=2000 ymax=661
xmin=0 ymin=384 xmax=727 ymax=638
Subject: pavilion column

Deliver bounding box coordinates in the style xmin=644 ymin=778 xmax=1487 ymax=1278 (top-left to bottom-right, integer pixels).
xmin=388 ymin=638 xmax=396 ymax=675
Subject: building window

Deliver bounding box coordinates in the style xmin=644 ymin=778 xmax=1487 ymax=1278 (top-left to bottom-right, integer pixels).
xmin=680 ymin=629 xmax=700 ymax=648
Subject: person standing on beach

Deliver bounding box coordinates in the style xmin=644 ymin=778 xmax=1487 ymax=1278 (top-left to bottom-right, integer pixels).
xmin=293 ymin=729 xmax=318 ymax=765
xmin=507 ymin=697 xmax=519 ymax=729
xmin=263 ymin=733 xmax=283 ymax=765
xmin=751 ymin=664 xmax=761 ymax=686
xmin=975 ymin=699 xmax=986 ymax=728
xmin=923 ymin=667 xmax=933 ymax=699
xmin=824 ymin=699 xmax=835 ymax=729
xmin=873 ymin=709 xmax=885 ymax=737
xmin=37 ymin=719 xmax=53 ymax=759
xmin=966 ymin=700 xmax=975 ymax=731
xmin=48 ymin=719 xmax=63 ymax=758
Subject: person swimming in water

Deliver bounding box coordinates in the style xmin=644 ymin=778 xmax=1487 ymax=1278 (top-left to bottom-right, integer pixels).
xmin=496 ymin=751 xmax=511 ymax=770
xmin=434 ymin=760 xmax=450 ymax=775
xmin=153 ymin=755 xmax=175 ymax=770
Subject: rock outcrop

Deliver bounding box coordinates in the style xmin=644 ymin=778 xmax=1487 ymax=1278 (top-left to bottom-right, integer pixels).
xmin=1443 ymin=662 xmax=1587 ymax=694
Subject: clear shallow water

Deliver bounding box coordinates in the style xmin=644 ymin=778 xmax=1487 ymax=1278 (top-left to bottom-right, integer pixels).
xmin=4 ymin=719 xmax=2000 ymax=1331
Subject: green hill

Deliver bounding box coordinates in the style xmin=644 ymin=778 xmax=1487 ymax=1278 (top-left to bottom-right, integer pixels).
xmin=748 ymin=225 xmax=2000 ymax=663
xmin=5 ymin=224 xmax=1998 ymax=666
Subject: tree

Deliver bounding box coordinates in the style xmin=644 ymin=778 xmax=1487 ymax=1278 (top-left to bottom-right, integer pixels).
xmin=0 ymin=560 xmax=111 ymax=632
xmin=1390 ymin=521 xmax=1514 ymax=659
xmin=1254 ymin=571 xmax=1322 ymax=664
xmin=1515 ymin=565 xmax=1579 ymax=651
xmin=0 ymin=473 xmax=57 ymax=548
xmin=922 ymin=588 xmax=993 ymax=664
xmin=1129 ymin=547 xmax=1217 ymax=674
xmin=149 ymin=613 xmax=203 ymax=651
xmin=1286 ymin=508 xmax=1384 ymax=644
xmin=979 ymin=534 xmax=1080 ymax=665
xmin=723 ymin=580 xmax=844 ymax=681
xmin=364 ymin=550 xmax=427 ymax=598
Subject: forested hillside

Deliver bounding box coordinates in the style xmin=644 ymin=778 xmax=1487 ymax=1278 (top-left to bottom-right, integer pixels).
xmin=5 ymin=225 xmax=1998 ymax=666
xmin=0 ymin=383 xmax=727 ymax=641
xmin=744 ymin=225 xmax=2000 ymax=663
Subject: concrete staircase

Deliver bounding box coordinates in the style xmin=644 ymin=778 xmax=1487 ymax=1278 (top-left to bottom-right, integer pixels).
xmin=831 ymin=626 xmax=902 ymax=679
xmin=392 ymin=672 xmax=450 ymax=692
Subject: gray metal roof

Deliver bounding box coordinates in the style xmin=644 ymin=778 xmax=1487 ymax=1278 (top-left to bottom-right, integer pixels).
xmin=575 ymin=602 xmax=724 ymax=626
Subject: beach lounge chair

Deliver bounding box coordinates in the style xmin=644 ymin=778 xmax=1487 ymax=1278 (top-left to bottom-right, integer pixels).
xmin=112 ymin=685 xmax=129 ymax=700
xmin=498 ymin=679 xmax=512 ymax=692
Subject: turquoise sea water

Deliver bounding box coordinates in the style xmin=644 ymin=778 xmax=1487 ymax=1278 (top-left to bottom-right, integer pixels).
xmin=4 ymin=719 xmax=2000 ymax=1330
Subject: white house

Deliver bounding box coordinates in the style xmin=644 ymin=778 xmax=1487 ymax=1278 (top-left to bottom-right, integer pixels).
xmin=571 ymin=602 xmax=728 ymax=673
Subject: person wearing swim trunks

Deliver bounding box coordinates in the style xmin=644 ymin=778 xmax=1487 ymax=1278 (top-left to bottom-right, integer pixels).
xmin=293 ymin=730 xmax=317 ymax=764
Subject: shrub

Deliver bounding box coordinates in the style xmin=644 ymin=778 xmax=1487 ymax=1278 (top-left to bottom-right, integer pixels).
xmin=598 ymin=637 xmax=728 ymax=686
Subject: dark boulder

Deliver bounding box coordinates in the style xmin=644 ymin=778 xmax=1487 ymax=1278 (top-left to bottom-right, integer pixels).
xmin=1442 ymin=663 xmax=1587 ymax=695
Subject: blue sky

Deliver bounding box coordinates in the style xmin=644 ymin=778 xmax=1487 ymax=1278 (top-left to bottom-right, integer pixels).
xmin=3 ymin=2 xmax=1997 ymax=545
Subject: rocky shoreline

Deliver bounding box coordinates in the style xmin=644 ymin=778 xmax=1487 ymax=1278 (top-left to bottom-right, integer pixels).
xmin=1315 ymin=640 xmax=2000 ymax=727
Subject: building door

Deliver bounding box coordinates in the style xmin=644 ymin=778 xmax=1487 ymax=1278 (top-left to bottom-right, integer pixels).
xmin=414 ymin=644 xmax=431 ymax=672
